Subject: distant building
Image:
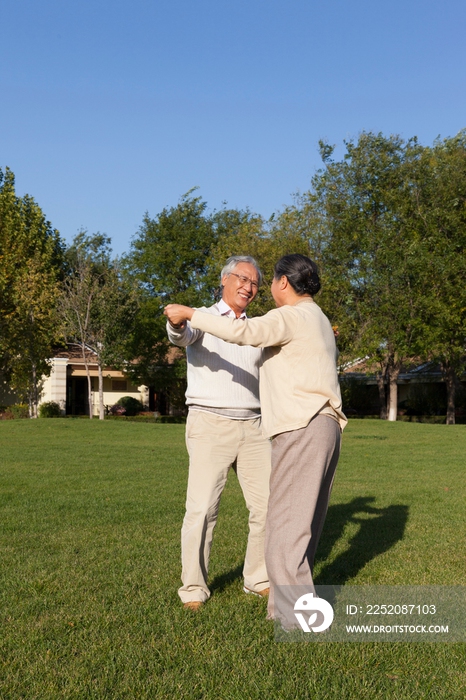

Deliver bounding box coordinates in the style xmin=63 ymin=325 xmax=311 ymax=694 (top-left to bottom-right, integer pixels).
xmin=340 ymin=356 xmax=466 ymax=417
xmin=0 ymin=344 xmax=149 ymax=417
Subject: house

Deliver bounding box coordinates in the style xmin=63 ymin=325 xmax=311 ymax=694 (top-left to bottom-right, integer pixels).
xmin=40 ymin=345 xmax=149 ymax=416
xmin=0 ymin=344 xmax=149 ymax=417
xmin=340 ymin=356 xmax=466 ymax=417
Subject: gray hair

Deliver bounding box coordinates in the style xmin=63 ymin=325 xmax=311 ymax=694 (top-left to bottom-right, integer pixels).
xmin=220 ymin=255 xmax=263 ymax=286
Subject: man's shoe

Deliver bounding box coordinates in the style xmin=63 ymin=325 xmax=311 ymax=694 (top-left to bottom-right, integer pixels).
xmin=243 ymin=586 xmax=270 ymax=598
xmin=183 ymin=601 xmax=203 ymax=611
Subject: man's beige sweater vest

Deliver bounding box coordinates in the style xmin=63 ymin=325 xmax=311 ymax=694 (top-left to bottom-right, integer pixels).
xmin=167 ymin=304 xmax=262 ymax=416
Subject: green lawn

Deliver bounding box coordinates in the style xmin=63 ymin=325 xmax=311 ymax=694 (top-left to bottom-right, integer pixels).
xmin=0 ymin=419 xmax=465 ymax=699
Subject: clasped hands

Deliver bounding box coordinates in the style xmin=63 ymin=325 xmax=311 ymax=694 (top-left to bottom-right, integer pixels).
xmin=163 ymin=304 xmax=195 ymax=328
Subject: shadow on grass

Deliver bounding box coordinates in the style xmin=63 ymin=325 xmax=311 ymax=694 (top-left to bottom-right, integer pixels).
xmin=208 ymin=497 xmax=408 ymax=593
xmin=314 ymin=497 xmax=409 ymax=585
xmin=210 ymin=564 xmax=244 ymax=594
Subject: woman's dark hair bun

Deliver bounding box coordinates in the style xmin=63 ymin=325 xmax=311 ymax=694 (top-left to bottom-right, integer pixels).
xmin=274 ymin=254 xmax=321 ymax=296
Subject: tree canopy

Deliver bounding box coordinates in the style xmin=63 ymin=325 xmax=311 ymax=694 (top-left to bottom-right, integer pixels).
xmin=295 ymin=131 xmax=466 ymax=422
xmin=0 ymin=168 xmax=64 ymax=416
xmin=60 ymin=231 xmax=138 ymax=419
xmin=2 ymin=129 xmax=464 ymax=422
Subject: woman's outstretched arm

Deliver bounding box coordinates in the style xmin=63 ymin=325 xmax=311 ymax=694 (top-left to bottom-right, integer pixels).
xmin=163 ymin=304 xmax=195 ymax=326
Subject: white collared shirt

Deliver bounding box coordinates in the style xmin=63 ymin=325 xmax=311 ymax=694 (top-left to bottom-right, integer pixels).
xmin=216 ymin=298 xmax=247 ymax=320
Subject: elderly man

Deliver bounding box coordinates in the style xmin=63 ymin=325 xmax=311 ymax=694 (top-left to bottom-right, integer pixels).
xmin=165 ymin=256 xmax=271 ymax=610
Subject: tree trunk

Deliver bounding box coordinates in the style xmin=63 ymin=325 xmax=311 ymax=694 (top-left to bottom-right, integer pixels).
xmin=86 ymin=368 xmax=93 ymax=418
xmin=444 ymin=365 xmax=456 ymax=425
xmin=98 ymin=362 xmax=105 ymax=420
xmin=387 ymin=364 xmax=401 ymax=422
xmin=30 ymin=362 xmax=38 ymax=419
xmin=33 ymin=363 xmax=37 ymax=419
xmin=80 ymin=342 xmax=93 ymax=419
xmin=376 ymin=372 xmax=387 ymax=420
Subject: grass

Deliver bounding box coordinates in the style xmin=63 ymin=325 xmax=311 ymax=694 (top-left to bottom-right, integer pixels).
xmin=0 ymin=419 xmax=465 ymax=699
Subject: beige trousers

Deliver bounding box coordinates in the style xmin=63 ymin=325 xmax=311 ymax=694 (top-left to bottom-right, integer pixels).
xmin=178 ymin=410 xmax=271 ymax=603
xmin=266 ymin=414 xmax=341 ymax=621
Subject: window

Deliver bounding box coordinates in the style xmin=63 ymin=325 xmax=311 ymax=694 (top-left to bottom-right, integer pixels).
xmin=112 ymin=380 xmax=127 ymax=391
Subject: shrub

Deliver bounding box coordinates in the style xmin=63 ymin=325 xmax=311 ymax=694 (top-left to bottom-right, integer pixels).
xmin=105 ymin=414 xmax=186 ymax=423
xmin=404 ymin=383 xmax=447 ymax=416
xmin=109 ymin=404 xmax=126 ymax=416
xmin=4 ymin=404 xmax=29 ymax=419
xmin=117 ymin=396 xmax=144 ymax=416
xmin=339 ymin=377 xmax=379 ymax=414
xmin=455 ymin=382 xmax=466 ymax=411
xmin=39 ymin=401 xmax=62 ymax=418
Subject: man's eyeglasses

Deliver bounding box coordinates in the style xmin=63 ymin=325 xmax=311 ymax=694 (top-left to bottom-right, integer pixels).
xmin=229 ymin=272 xmax=259 ymax=291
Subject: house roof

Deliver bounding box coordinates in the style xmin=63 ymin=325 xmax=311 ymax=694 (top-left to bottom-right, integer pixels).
xmin=53 ymin=344 xmax=97 ymax=363
xmin=52 ymin=344 xmax=127 ymax=378
xmin=340 ymin=354 xmax=466 ymax=383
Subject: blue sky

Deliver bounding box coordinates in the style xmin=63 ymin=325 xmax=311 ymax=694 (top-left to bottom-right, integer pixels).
xmin=1 ymin=0 xmax=465 ymax=255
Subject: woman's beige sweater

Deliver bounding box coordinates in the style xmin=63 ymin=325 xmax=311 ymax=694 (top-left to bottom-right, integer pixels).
xmin=190 ymin=298 xmax=347 ymax=439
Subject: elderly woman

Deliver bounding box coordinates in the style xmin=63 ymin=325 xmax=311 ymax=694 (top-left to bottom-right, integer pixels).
xmin=164 ymin=254 xmax=347 ymax=623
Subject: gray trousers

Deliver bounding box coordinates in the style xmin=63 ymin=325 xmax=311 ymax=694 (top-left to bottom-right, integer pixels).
xmin=266 ymin=414 xmax=341 ymax=620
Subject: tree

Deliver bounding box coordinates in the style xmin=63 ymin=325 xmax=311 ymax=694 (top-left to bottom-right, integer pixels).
xmin=206 ymin=209 xmax=273 ymax=315
xmin=410 ymin=133 xmax=466 ymax=423
xmin=60 ymin=232 xmax=138 ymax=419
xmin=123 ymin=190 xmax=218 ymax=395
xmin=208 ymin=202 xmax=322 ymax=318
xmin=6 ymin=255 xmax=61 ymax=416
xmin=299 ymin=130 xmax=466 ymax=423
xmin=128 ymin=189 xmax=216 ymax=305
xmin=307 ymin=133 xmax=430 ymax=420
xmin=0 ymin=168 xmax=64 ymax=417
